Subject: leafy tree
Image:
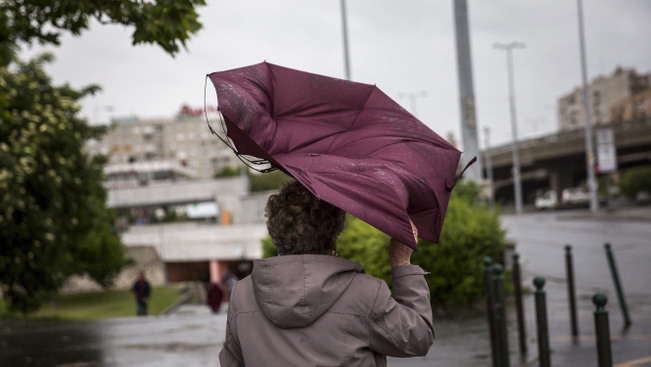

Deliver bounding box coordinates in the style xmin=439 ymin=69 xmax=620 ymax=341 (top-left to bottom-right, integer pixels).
xmin=0 ymin=54 xmax=128 ymax=312
xmin=0 ymin=0 xmax=206 ymax=313
xmin=262 ymin=180 xmax=507 ymax=307
xmin=0 ymin=0 xmax=205 ymax=65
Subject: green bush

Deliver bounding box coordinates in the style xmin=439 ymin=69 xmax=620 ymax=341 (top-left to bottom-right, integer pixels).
xmin=249 ymin=170 xmax=294 ymax=192
xmin=620 ymin=165 xmax=651 ymax=198
xmin=214 ymin=166 xmax=242 ymax=178
xmin=262 ymin=180 xmax=507 ymax=307
xmin=411 ymin=187 xmax=507 ymax=306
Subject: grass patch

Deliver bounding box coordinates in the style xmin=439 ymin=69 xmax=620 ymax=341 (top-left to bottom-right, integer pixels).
xmin=0 ymin=285 xmax=184 ymax=321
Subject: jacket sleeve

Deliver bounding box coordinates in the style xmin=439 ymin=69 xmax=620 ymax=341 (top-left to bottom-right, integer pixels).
xmin=219 ymin=283 xmax=244 ymax=367
xmin=369 ymin=265 xmax=435 ymax=357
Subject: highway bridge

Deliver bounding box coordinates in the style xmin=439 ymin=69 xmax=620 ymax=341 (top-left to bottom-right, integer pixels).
xmin=482 ymin=118 xmax=651 ymax=205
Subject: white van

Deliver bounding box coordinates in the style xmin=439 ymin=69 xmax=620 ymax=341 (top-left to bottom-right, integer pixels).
xmin=535 ymin=190 xmax=558 ymax=210
xmin=561 ymin=187 xmax=590 ymax=205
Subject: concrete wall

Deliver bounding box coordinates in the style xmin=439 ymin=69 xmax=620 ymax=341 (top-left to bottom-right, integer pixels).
xmin=107 ymin=176 xmax=248 ymax=209
xmin=121 ymin=222 xmax=267 ymax=262
xmin=240 ymin=190 xmax=275 ymax=224
xmin=60 ymin=245 xmax=166 ymax=293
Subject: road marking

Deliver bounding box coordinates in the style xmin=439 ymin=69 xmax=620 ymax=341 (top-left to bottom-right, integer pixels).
xmin=615 ymin=355 xmax=651 ymax=367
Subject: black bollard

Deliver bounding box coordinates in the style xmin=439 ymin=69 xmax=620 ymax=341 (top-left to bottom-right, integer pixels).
xmin=604 ymin=243 xmax=632 ymax=327
xmin=533 ymin=277 xmax=550 ymax=367
xmin=593 ymin=293 xmax=613 ymax=367
xmin=484 ymin=257 xmax=499 ymax=367
xmin=493 ymin=264 xmax=510 ymax=367
xmin=512 ymin=253 xmax=527 ymax=354
xmin=565 ymin=244 xmax=579 ymax=337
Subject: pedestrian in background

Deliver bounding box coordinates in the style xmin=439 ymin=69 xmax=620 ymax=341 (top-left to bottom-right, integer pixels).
xmin=219 ymin=181 xmax=434 ymax=366
xmin=131 ymin=270 xmax=151 ymax=316
xmin=207 ymin=282 xmax=225 ymax=314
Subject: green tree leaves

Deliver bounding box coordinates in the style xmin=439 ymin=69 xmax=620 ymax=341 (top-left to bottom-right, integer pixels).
xmin=620 ymin=165 xmax=651 ymax=199
xmin=0 ymin=55 xmax=129 ymax=313
xmin=0 ymin=0 xmax=206 ymax=65
xmin=0 ymin=0 xmax=205 ymax=315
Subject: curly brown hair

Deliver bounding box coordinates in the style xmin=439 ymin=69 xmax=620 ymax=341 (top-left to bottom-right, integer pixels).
xmin=265 ymin=180 xmax=347 ymax=255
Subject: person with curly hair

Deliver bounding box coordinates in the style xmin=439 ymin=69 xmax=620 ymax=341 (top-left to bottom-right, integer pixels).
xmin=219 ymin=180 xmax=434 ymax=366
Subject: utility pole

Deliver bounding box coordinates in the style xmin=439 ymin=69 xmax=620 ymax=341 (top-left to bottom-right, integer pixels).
xmin=453 ymin=0 xmax=482 ymax=181
xmin=340 ymin=0 xmax=351 ymax=80
xmin=93 ymin=105 xmax=114 ymax=125
xmin=484 ymin=127 xmax=495 ymax=208
xmin=577 ymin=0 xmax=599 ymax=212
xmin=494 ymin=41 xmax=525 ymax=214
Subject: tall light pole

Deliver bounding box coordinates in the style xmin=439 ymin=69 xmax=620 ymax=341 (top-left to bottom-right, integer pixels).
xmin=494 ymin=42 xmax=525 ymax=214
xmin=577 ymin=0 xmax=599 ymax=212
xmin=340 ymin=0 xmax=351 ymax=80
xmin=484 ymin=126 xmax=495 ymax=208
xmin=453 ymin=0 xmax=482 ymax=181
xmin=397 ymin=91 xmax=428 ymax=117
xmin=93 ymin=105 xmax=114 ymax=125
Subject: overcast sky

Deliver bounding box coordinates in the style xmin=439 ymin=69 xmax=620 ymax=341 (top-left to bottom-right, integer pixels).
xmin=20 ymin=0 xmax=651 ymax=149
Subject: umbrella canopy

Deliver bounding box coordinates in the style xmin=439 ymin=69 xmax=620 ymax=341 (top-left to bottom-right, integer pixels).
xmin=206 ymin=62 xmax=472 ymax=249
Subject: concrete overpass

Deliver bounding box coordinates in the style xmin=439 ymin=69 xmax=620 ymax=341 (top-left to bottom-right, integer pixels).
xmin=108 ymin=176 xmax=273 ymax=284
xmin=481 ymin=118 xmax=651 ymax=205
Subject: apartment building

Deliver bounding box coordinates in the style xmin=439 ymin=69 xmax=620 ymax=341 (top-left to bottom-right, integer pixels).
xmin=557 ymin=67 xmax=650 ymax=131
xmin=86 ymin=109 xmax=241 ymax=179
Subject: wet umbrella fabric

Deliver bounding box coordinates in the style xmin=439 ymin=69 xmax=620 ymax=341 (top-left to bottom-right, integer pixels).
xmin=207 ymin=62 xmax=469 ymax=249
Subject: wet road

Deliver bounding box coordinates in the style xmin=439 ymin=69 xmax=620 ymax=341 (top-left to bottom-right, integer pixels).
xmin=501 ymin=210 xmax=651 ymax=366
xmin=2 ymin=209 xmax=650 ymax=366
xmin=502 ymin=210 xmax=651 ymax=300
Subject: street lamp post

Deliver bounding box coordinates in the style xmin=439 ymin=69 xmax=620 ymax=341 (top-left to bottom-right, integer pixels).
xmin=484 ymin=127 xmax=495 ymax=208
xmin=453 ymin=0 xmax=482 ymax=181
xmin=93 ymin=105 xmax=114 ymax=125
xmin=494 ymin=41 xmax=525 ymax=214
xmin=397 ymin=91 xmax=428 ymax=117
xmin=340 ymin=0 xmax=351 ymax=80
xmin=577 ymin=0 xmax=599 ymax=212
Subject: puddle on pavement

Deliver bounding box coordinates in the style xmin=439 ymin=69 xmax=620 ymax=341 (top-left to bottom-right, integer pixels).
xmin=0 ymin=319 xmax=106 ymax=367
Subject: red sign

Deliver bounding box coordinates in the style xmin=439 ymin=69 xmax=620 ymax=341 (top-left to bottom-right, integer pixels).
xmin=177 ymin=104 xmax=219 ymax=118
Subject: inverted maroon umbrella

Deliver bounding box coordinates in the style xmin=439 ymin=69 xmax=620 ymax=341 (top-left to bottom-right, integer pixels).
xmin=205 ymin=62 xmax=474 ymax=250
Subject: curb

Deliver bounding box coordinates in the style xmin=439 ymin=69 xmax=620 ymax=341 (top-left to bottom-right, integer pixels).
xmin=556 ymin=214 xmax=651 ymax=222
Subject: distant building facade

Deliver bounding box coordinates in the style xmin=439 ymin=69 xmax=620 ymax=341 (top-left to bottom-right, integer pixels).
xmin=104 ymin=160 xmax=197 ymax=190
xmin=86 ymin=106 xmax=241 ymax=179
xmin=610 ymin=88 xmax=651 ymax=124
xmin=557 ymin=67 xmax=650 ymax=131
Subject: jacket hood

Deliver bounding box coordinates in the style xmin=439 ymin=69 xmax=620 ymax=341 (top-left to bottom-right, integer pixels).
xmin=251 ymin=254 xmax=365 ymax=329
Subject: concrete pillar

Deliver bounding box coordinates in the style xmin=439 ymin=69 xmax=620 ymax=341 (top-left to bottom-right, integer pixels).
xmin=210 ymin=260 xmax=221 ymax=284
xmin=549 ymin=164 xmax=574 ymax=194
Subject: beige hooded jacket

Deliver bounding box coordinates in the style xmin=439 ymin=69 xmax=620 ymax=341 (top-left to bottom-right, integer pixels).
xmin=219 ymin=254 xmax=434 ymax=366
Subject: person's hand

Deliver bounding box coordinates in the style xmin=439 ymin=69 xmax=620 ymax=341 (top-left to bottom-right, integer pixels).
xmin=389 ymin=219 xmax=417 ymax=267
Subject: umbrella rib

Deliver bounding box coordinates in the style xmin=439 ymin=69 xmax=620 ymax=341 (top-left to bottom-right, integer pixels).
xmin=349 ymin=86 xmax=377 ymax=130
xmin=324 ymin=86 xmax=377 ymax=154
